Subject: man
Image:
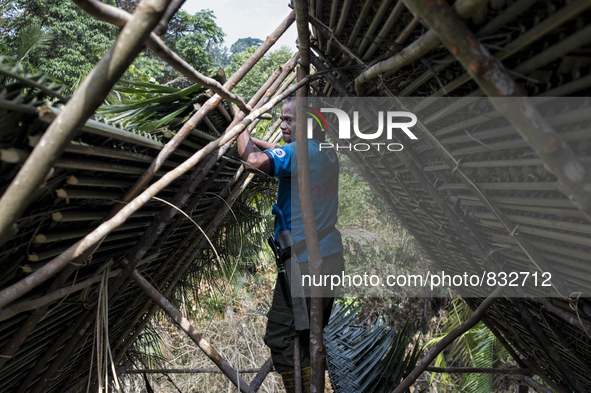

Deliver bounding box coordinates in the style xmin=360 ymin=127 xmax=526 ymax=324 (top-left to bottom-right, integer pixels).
xmin=237 ymin=94 xmax=344 ymax=392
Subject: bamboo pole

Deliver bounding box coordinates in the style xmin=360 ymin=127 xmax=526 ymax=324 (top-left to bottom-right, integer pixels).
xmin=251 ymin=357 xmax=275 ymax=392
xmin=361 ymin=0 xmax=406 ymax=61
xmin=425 ymin=366 xmax=531 ymax=375
xmin=0 ymin=77 xmax=312 ymax=310
xmin=38 ymin=106 xmax=164 ymax=150
xmin=123 ymin=368 xmax=268 ymax=374
xmin=347 ymin=0 xmax=376 ymax=48
xmin=72 ymin=0 xmax=252 ymax=114
xmin=392 ymin=287 xmax=503 ymax=393
xmin=356 ymin=0 xmax=395 ymax=56
xmin=62 ymin=142 xmax=173 ymax=166
xmin=294 ymin=0 xmax=311 ymax=68
xmin=294 ymin=7 xmax=325 ymax=387
xmin=130 ymin=269 xmax=255 ymax=393
xmin=0 ymin=0 xmax=172 ymax=244
xmin=325 ymin=0 xmax=353 ymax=57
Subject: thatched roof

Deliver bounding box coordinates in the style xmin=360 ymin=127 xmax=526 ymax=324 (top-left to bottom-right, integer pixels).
xmin=1 ymin=0 xmax=591 ymax=392
xmin=0 ymin=63 xmax=276 ymax=392
xmin=308 ymin=0 xmax=591 ymax=391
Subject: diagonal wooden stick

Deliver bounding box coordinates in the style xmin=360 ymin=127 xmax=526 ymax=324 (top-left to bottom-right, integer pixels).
xmin=130 ymin=268 xmax=255 ymax=393
xmin=251 ymin=357 xmax=275 ymax=392
xmin=392 ymin=286 xmax=503 ymax=393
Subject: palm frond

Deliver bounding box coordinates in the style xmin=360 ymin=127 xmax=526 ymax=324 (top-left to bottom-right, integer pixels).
xmin=16 ymin=22 xmax=54 ymax=64
xmin=324 ymin=302 xmax=423 ymax=393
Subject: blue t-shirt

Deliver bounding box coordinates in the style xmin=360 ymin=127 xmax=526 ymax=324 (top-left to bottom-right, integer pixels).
xmin=264 ymin=140 xmax=343 ymax=262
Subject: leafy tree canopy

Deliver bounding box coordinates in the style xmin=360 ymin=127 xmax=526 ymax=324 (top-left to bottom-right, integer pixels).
xmin=230 ymin=37 xmax=263 ymax=56
xmin=0 ymin=0 xmax=224 ymax=86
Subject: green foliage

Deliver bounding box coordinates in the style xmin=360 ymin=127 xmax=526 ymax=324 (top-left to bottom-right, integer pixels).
xmin=1 ymin=0 xmax=119 ymax=85
xmin=337 ymin=154 xmax=423 ymax=300
xmin=425 ymin=296 xmax=510 ymax=392
xmin=14 ymin=22 xmax=54 ymax=65
xmin=207 ymin=44 xmax=232 ymax=68
xmin=98 ymin=78 xmax=208 ymax=135
xmin=225 ymin=45 xmax=293 ymax=104
xmin=230 ymin=37 xmax=263 ymax=56
xmin=161 ymin=9 xmax=224 ymax=81
xmin=0 ymin=1 xmax=224 ymax=87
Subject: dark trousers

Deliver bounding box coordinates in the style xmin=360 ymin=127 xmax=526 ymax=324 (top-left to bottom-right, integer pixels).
xmin=263 ymin=252 xmax=345 ymax=373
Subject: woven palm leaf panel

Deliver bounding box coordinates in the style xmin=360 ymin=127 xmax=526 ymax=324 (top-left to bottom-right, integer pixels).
xmin=309 ymin=0 xmax=591 ymax=391
xmin=0 ymin=68 xmax=247 ymax=393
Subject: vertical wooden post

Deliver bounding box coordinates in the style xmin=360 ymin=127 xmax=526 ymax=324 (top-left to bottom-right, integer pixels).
xmin=294 ymin=1 xmax=325 ymax=390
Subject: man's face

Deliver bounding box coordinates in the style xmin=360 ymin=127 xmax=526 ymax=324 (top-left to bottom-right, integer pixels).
xmin=280 ymin=101 xmax=293 ymax=143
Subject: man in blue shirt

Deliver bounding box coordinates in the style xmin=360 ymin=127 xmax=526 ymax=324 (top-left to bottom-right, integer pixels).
xmin=237 ymin=94 xmax=344 ymax=393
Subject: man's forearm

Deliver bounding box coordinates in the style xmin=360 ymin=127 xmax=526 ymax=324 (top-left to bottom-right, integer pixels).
xmin=237 ymin=130 xmax=272 ymax=175
xmin=252 ymin=137 xmax=280 ymax=151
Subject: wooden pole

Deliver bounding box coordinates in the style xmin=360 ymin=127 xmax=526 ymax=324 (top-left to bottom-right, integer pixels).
xmin=153 ymin=0 xmax=186 ymax=36
xmin=425 ymin=366 xmax=531 ymax=375
xmin=392 ymin=287 xmax=503 ymax=393
xmin=130 ymin=269 xmax=255 ymax=393
xmin=294 ymin=0 xmax=311 ymax=67
xmin=294 ymin=3 xmax=325 ymax=389
xmin=123 ymin=368 xmax=270 ymax=374
xmin=251 ymin=357 xmax=275 ymax=392
xmin=0 ymin=0 xmax=172 ymax=244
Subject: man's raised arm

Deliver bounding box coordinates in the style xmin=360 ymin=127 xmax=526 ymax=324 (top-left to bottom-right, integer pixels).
xmin=237 ymin=130 xmax=277 ymax=175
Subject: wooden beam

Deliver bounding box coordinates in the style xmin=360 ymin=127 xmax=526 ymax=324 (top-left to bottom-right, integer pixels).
xmin=130 ymin=269 xmax=255 ymax=393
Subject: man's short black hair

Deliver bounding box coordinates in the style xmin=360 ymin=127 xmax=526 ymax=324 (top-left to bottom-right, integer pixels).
xmin=283 ymin=92 xmax=297 ymax=103
xmin=282 ymin=93 xmax=324 ymax=142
